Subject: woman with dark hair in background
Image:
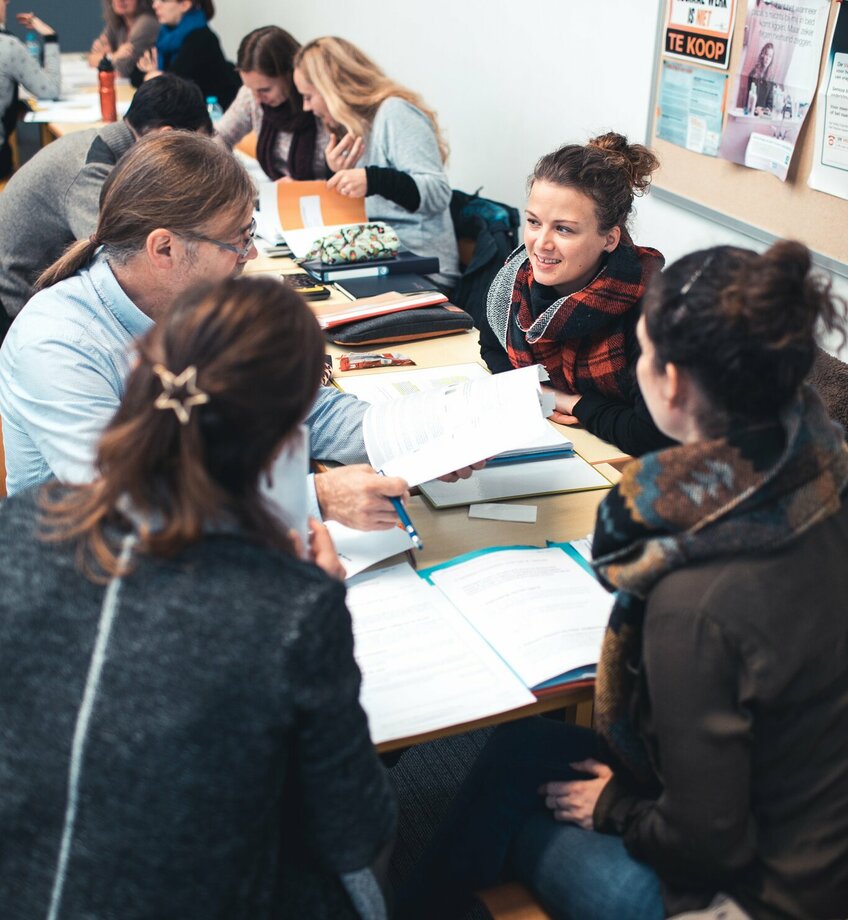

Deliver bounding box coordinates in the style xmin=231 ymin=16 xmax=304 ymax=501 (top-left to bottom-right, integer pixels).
xmin=88 ymin=0 xmax=158 ymax=86
xmin=216 ymin=26 xmax=329 ymax=180
xmin=0 ymin=274 xmax=395 ymax=918
xmin=139 ymin=0 xmax=239 ymax=108
xmin=480 ymin=133 xmax=672 ymax=457
xmin=403 ymin=240 xmax=848 ymax=920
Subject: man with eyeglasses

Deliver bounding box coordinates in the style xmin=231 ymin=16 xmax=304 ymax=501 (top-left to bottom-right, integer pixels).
xmin=0 ymin=132 xmax=414 ymax=531
xmin=0 ymin=73 xmax=213 ymax=332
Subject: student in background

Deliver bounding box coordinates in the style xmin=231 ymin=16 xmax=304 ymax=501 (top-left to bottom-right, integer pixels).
xmin=0 ymin=5 xmax=60 ymax=179
xmin=480 ymin=134 xmax=672 ymax=457
xmin=0 ymin=274 xmax=396 ymax=919
xmin=138 ymin=0 xmax=239 ymax=108
xmin=404 ymin=241 xmax=848 ymax=920
xmin=0 ymin=73 xmax=211 ymax=325
xmin=293 ymin=36 xmax=459 ymax=290
xmin=216 ymin=26 xmax=329 ymax=181
xmin=88 ymin=0 xmax=158 ymax=87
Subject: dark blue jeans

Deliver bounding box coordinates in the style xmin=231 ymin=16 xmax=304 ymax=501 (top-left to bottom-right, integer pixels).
xmin=398 ymin=717 xmax=663 ymax=920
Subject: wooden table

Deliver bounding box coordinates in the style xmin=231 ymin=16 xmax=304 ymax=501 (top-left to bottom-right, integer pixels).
xmin=247 ymin=254 xmax=624 ymax=751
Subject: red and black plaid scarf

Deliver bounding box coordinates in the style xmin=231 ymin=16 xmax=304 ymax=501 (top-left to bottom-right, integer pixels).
xmin=503 ymin=244 xmax=663 ymax=400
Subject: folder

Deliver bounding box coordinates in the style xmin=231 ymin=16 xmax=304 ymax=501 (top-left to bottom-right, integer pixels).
xmin=302 ymin=250 xmax=440 ymax=282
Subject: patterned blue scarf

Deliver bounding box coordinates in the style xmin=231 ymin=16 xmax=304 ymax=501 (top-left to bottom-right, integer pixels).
xmin=156 ymin=7 xmax=207 ymax=69
xmin=591 ymin=386 xmax=848 ymax=781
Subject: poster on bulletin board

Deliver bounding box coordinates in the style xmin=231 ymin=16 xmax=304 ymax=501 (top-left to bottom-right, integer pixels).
xmin=648 ymin=0 xmax=848 ymax=275
xmin=657 ymin=59 xmax=728 ymax=155
xmin=808 ymin=1 xmax=848 ymax=199
xmin=718 ymin=0 xmax=831 ymax=181
xmin=664 ymin=0 xmax=738 ymax=69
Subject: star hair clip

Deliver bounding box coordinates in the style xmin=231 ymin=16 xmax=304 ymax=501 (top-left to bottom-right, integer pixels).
xmin=152 ymin=363 xmax=209 ymax=425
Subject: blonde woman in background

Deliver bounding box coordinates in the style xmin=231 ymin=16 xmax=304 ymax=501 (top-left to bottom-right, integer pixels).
xmin=294 ymin=36 xmax=459 ymax=290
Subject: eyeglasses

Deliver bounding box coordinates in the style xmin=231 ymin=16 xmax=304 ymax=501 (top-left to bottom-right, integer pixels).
xmin=180 ymin=217 xmax=256 ymax=261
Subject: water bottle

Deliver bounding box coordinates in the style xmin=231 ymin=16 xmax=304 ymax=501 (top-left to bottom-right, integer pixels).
xmin=206 ymin=96 xmax=224 ymax=124
xmin=98 ymin=55 xmax=118 ymax=123
xmin=746 ymin=81 xmax=758 ymax=116
xmin=25 ymin=30 xmax=41 ymax=65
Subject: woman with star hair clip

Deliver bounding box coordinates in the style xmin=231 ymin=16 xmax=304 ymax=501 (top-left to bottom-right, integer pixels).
xmin=0 ymin=275 xmax=395 ymax=919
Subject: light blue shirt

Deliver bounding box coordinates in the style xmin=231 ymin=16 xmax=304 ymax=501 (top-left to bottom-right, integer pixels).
xmin=0 ymin=255 xmax=369 ymax=504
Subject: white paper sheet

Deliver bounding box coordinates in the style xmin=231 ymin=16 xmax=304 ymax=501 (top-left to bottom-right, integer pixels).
xmin=345 ymin=564 xmax=535 ymax=745
xmin=428 ymin=547 xmax=612 ymax=688
xmin=468 ymin=503 xmax=538 ymax=523
xmin=260 ymin=424 xmax=309 ymax=552
xmin=324 ymin=521 xmax=412 ymax=579
xmin=419 ymin=454 xmax=610 ymax=508
xmin=24 ymin=94 xmax=131 ymax=123
xmin=363 ymin=365 xmax=552 ymax=485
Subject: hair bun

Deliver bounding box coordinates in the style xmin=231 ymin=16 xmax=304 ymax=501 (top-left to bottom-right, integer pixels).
xmin=588 ymin=132 xmax=659 ymax=195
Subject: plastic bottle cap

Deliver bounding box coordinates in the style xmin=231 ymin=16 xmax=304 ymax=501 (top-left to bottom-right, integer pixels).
xmin=206 ymin=96 xmax=218 ymax=104
xmin=98 ymin=54 xmax=115 ymax=72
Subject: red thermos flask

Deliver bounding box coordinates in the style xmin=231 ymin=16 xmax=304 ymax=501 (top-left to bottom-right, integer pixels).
xmin=98 ymin=55 xmax=117 ymax=123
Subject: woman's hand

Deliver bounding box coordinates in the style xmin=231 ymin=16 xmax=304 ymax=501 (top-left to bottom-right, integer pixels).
xmin=325 ymin=132 xmax=364 ymax=173
xmin=544 ymin=386 xmax=581 ymax=426
xmin=290 ymin=518 xmax=346 ymax=580
xmin=16 ymin=12 xmax=55 ymax=37
xmin=137 ymin=48 xmax=161 ymax=79
xmin=88 ymin=35 xmax=109 ymax=67
xmin=539 ymin=760 xmax=613 ymax=830
xmin=327 ymin=167 xmax=367 ymax=198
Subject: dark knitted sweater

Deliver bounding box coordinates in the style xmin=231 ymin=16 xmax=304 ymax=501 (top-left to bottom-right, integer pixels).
xmin=0 ymin=487 xmax=395 ymax=919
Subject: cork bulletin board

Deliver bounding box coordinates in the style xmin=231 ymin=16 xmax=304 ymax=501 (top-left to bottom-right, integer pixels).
xmin=648 ymin=0 xmax=848 ymax=276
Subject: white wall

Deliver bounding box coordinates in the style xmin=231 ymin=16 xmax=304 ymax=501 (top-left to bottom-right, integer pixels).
xmin=215 ymin=0 xmax=848 ymax=354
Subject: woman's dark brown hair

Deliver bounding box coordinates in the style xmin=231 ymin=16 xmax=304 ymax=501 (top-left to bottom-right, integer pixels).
xmin=41 ymin=276 xmax=325 ymax=579
xmin=530 ymin=132 xmax=659 ymax=236
xmin=237 ymin=26 xmax=302 ymax=110
xmin=191 ymin=0 xmax=214 ymax=19
xmin=642 ymin=241 xmax=847 ymax=432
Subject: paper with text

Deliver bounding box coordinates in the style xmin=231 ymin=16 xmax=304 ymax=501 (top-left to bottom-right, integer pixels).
xmin=428 ymin=547 xmax=612 ymax=688
xmin=346 ymin=564 xmax=534 ymax=745
xmin=362 ymin=365 xmax=552 ymax=485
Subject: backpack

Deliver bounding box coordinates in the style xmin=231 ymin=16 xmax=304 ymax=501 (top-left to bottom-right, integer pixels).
xmin=449 ymin=188 xmax=521 ymax=327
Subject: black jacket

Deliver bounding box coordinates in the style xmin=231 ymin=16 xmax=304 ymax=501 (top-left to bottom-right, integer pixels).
xmin=161 ymin=25 xmax=240 ymax=109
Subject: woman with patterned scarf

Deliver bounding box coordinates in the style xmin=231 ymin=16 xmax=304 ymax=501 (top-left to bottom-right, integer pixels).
xmin=401 ymin=241 xmax=848 ymax=920
xmin=481 ymin=133 xmax=673 ymax=457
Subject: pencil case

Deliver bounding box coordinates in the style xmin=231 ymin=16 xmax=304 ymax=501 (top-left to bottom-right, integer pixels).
xmin=327 ymin=304 xmax=474 ymax=345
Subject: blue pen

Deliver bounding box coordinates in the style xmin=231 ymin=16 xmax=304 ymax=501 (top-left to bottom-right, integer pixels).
xmin=380 ymin=471 xmax=424 ymax=550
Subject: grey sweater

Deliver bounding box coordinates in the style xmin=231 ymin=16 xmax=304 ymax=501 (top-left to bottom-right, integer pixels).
xmin=0 ymin=29 xmax=60 ymax=147
xmin=0 ymin=121 xmax=134 ymax=318
xmin=0 ymin=487 xmax=396 ymax=919
xmin=363 ymin=97 xmax=459 ymax=289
